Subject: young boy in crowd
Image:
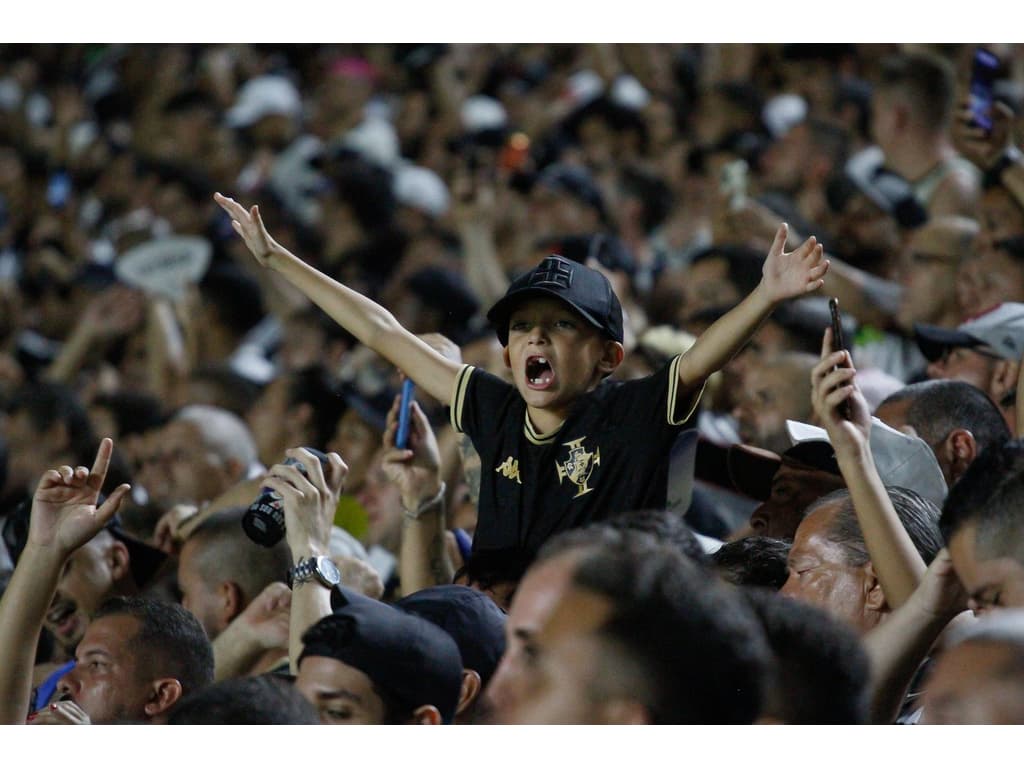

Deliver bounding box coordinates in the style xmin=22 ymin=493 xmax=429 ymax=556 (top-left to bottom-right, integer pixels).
xmin=215 ymin=193 xmax=827 ymax=560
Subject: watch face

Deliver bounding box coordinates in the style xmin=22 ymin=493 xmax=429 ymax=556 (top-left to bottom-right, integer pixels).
xmin=317 ymin=556 xmax=341 ymax=586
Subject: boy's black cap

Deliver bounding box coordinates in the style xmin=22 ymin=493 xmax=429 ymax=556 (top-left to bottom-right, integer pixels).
xmin=301 ymin=585 xmax=464 ymax=723
xmin=486 ymin=255 xmax=624 ymax=346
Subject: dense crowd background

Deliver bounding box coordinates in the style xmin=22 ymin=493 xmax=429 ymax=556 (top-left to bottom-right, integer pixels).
xmin=2 ymin=42 xmax=1024 ymax=727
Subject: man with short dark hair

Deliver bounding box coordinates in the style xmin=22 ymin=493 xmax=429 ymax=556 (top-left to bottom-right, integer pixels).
xmin=875 ymin=379 xmax=1011 ymax=486
xmin=486 ymin=527 xmax=768 ymax=724
xmin=46 ymin=596 xmax=214 ymax=724
xmin=743 ymin=588 xmax=870 ymax=724
xmin=941 ymin=438 xmax=1024 ymax=611
xmin=177 ymin=506 xmax=291 ymax=642
xmin=176 ymin=506 xmax=293 ymax=678
xmin=713 ymin=537 xmax=792 ymax=590
xmin=168 ymin=673 xmax=318 ymax=725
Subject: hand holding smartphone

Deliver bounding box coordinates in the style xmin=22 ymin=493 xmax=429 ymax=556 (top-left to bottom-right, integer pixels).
xmin=396 ymin=379 xmax=416 ymax=449
xmin=829 ymin=297 xmax=853 ymax=420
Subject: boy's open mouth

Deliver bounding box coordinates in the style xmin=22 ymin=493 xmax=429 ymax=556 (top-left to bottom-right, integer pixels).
xmin=525 ymin=355 xmax=555 ymax=390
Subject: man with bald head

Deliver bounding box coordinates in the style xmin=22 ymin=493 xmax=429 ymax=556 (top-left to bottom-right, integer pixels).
xmin=732 ymin=352 xmax=817 ymax=454
xmin=140 ymin=404 xmax=262 ymax=512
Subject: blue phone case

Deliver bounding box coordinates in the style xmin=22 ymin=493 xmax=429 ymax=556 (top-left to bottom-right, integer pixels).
xmin=396 ymin=379 xmax=416 ymax=449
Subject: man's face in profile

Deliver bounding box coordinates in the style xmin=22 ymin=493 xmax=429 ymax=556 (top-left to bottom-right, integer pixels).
xmin=749 ymin=461 xmax=844 ymax=540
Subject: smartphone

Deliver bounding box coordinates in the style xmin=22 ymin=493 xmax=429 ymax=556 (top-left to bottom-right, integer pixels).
xmin=969 ymin=47 xmax=1000 ymax=134
xmin=829 ymin=297 xmax=852 ymax=419
xmin=396 ymin=379 xmax=416 ymax=449
xmin=829 ymin=297 xmax=847 ymax=356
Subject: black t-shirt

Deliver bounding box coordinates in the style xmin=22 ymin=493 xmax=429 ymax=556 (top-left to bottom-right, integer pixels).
xmin=450 ymin=355 xmax=702 ymax=557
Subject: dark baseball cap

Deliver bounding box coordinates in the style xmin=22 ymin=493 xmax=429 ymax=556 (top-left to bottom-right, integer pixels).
xmin=300 ymin=586 xmax=464 ymax=723
xmin=395 ymin=584 xmax=507 ymax=687
xmin=486 ymin=255 xmax=624 ymax=346
xmin=696 ymin=440 xmax=840 ymax=502
xmin=105 ymin=515 xmax=168 ymax=587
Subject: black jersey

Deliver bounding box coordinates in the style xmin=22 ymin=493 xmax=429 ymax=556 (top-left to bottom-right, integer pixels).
xmin=450 ymin=355 xmax=702 ymax=557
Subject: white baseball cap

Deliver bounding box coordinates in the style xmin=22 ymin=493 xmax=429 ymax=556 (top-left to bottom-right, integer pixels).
xmin=786 ymin=418 xmax=948 ymax=508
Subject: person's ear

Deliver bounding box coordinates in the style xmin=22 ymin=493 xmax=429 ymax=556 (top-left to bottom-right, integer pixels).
xmin=991 ymin=359 xmax=1019 ymax=402
xmin=942 ymin=428 xmax=977 ymax=485
xmin=220 ymin=581 xmax=244 ymax=624
xmin=144 ymin=678 xmax=183 ymax=719
xmin=107 ymin=540 xmax=131 ymax=582
xmin=863 ymin=561 xmax=887 ymax=612
xmin=598 ymin=698 xmax=650 ymax=724
xmin=456 ymin=670 xmax=482 ymax=716
xmin=409 ymin=705 xmax=443 ymax=725
xmin=502 ymin=346 xmax=511 ymax=369
xmin=597 ymin=341 xmax=625 ymax=375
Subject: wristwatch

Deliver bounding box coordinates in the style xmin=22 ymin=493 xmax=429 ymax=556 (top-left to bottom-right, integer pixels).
xmin=288 ymin=555 xmax=341 ymax=589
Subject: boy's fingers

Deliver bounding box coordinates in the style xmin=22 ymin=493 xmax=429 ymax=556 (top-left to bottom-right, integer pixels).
xmin=770 ymin=223 xmax=789 ymax=256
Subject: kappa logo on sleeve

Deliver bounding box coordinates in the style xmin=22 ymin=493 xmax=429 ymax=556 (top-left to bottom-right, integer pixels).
xmin=495 ymin=456 xmax=523 ymax=484
xmin=556 ymin=437 xmax=601 ymax=498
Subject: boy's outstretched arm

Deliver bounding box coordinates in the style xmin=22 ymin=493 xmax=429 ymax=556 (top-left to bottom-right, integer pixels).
xmin=675 ymin=223 xmax=827 ymax=393
xmin=214 ymin=193 xmax=461 ymax=404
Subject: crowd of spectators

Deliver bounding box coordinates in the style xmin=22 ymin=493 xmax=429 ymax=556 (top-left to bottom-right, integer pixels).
xmin=2 ymin=42 xmax=1024 ymax=727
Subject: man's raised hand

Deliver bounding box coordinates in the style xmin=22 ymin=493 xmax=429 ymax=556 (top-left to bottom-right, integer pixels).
xmin=759 ymin=223 xmax=829 ymax=305
xmin=28 ymin=438 xmax=130 ymax=559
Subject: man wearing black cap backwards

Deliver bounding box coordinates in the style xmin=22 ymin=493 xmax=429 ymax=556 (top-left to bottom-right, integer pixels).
xmin=295 ymin=585 xmax=463 ymax=724
xmin=217 ymin=192 xmax=827 ymax=565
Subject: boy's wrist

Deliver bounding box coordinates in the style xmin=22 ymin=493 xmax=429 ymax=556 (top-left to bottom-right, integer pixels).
xmin=751 ymin=281 xmax=778 ymax=312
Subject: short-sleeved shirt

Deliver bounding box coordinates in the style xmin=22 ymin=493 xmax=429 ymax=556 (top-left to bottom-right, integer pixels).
xmin=450 ymin=355 xmax=702 ymax=557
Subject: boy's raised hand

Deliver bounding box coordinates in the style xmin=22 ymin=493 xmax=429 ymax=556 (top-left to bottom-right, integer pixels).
xmin=213 ymin=192 xmax=282 ymax=267
xmin=759 ymin=223 xmax=829 ymax=305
